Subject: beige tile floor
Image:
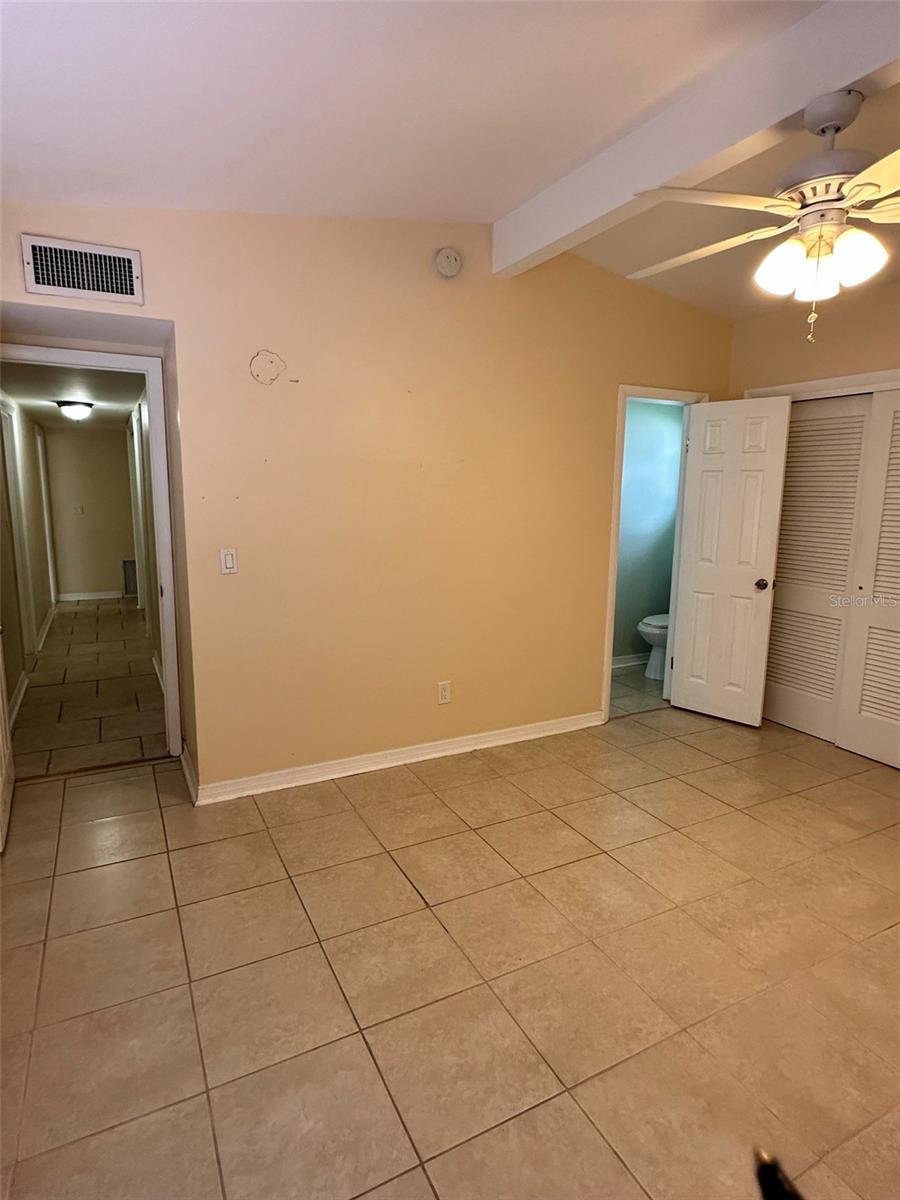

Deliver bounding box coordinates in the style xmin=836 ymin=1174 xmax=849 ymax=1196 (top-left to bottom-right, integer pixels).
xmin=2 ymin=712 xmax=899 ymax=1199
xmin=11 ymin=599 xmax=166 ymax=781
xmin=610 ymin=666 xmax=667 ymax=717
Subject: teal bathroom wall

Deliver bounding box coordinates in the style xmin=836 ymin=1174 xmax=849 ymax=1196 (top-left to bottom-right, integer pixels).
xmin=612 ymin=399 xmax=685 ymax=660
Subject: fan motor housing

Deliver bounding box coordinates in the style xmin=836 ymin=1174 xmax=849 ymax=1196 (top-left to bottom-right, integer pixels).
xmin=777 ymin=148 xmax=877 ymax=202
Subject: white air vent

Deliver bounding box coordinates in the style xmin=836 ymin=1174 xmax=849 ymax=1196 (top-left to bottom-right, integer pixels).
xmin=21 ymin=234 xmax=143 ymax=304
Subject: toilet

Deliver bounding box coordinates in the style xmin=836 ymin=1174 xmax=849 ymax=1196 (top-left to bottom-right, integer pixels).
xmin=636 ymin=613 xmax=669 ymax=680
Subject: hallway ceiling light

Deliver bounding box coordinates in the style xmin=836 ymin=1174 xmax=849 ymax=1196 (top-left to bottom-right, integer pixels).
xmin=57 ymin=400 xmax=94 ymax=421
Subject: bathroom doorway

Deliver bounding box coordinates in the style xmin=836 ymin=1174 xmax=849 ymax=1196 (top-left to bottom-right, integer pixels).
xmin=601 ymin=385 xmax=707 ymax=721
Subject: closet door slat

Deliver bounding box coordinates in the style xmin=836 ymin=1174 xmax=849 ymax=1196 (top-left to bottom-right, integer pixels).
xmin=763 ymin=395 xmax=870 ymax=741
xmin=836 ymin=393 xmax=900 ymax=767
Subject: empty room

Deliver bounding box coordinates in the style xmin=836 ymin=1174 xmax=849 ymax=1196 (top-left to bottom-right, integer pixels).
xmin=0 ymin=3 xmax=898 ymax=1200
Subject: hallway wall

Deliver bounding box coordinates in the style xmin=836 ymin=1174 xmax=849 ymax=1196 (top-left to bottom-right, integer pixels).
xmin=45 ymin=425 xmax=135 ymax=597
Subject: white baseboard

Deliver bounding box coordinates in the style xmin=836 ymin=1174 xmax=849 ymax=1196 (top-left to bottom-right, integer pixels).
xmin=57 ymin=590 xmax=124 ymax=601
xmin=8 ymin=671 xmax=28 ymax=727
xmin=35 ymin=604 xmax=56 ymax=652
xmin=195 ymin=709 xmax=607 ymax=806
xmin=180 ymin=744 xmax=199 ymax=803
xmin=612 ymin=653 xmax=650 ymax=671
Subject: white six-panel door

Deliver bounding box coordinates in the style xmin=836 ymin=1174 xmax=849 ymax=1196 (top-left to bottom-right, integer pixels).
xmin=670 ymin=397 xmax=791 ymax=725
xmin=836 ymin=389 xmax=900 ymax=767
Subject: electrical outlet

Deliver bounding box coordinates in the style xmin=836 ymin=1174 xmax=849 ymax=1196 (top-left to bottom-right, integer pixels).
xmin=437 ymin=680 xmax=452 ymax=705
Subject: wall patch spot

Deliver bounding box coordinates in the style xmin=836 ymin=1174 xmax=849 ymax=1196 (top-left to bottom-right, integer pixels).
xmin=250 ymin=349 xmax=287 ymax=386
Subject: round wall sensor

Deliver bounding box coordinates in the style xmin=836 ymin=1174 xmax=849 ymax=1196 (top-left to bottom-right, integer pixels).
xmin=433 ymin=247 xmax=462 ymax=278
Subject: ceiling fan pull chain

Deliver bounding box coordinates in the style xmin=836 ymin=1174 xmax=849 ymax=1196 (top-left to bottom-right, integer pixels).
xmin=805 ymin=231 xmax=826 ymax=344
xmin=806 ymin=305 xmax=818 ymax=344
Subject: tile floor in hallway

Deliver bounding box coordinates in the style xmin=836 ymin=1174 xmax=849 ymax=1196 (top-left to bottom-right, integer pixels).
xmin=11 ymin=598 xmax=166 ymax=780
xmin=2 ymin=713 xmax=900 ymax=1199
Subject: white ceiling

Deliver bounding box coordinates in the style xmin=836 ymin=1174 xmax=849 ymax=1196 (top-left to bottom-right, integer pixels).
xmin=574 ymin=79 xmax=900 ymax=318
xmin=0 ymin=364 xmax=144 ymax=429
xmin=0 ymin=0 xmax=819 ymax=223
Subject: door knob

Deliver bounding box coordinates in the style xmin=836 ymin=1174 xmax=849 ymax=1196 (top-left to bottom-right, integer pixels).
xmin=754 ymin=579 xmax=769 ymax=591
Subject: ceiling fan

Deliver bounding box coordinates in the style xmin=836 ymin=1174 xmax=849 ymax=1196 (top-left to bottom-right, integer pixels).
xmin=630 ymin=91 xmax=899 ymax=332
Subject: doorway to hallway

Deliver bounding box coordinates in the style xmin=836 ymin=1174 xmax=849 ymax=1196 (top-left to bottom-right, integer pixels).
xmin=0 ymin=344 xmax=181 ymax=832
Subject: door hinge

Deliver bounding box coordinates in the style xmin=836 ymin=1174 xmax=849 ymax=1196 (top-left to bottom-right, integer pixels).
xmin=670 ymin=656 xmax=674 ymax=669
xmin=684 ymin=437 xmax=690 ymax=453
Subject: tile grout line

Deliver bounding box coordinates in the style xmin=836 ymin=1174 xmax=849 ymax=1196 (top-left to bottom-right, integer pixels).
xmin=8 ymin=729 xmax=900 ymax=1190
xmin=258 ymin=799 xmax=435 ymax=1186
xmin=159 ymin=772 xmax=230 ymax=1200
xmin=10 ymin=771 xmax=66 ymax=1183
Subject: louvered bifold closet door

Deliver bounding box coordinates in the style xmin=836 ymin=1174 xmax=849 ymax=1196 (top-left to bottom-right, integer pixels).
xmin=763 ymin=394 xmax=870 ymax=740
xmin=837 ymin=389 xmax=900 ymax=767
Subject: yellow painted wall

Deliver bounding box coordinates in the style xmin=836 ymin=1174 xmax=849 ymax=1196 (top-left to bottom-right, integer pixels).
xmin=1 ymin=202 xmax=732 ymax=783
xmin=730 ymin=277 xmax=900 ymax=396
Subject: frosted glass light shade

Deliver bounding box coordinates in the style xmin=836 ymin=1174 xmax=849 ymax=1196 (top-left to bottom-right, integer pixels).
xmin=57 ymin=402 xmax=93 ymax=421
xmin=754 ymin=238 xmax=806 ymax=296
xmin=793 ymin=249 xmax=840 ymax=302
xmin=833 ymin=226 xmax=888 ymax=287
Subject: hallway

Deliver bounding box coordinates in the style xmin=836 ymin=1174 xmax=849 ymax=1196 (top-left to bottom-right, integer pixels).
xmin=11 ymin=598 xmax=165 ymax=779
xmin=2 ymin=713 xmax=898 ymax=1199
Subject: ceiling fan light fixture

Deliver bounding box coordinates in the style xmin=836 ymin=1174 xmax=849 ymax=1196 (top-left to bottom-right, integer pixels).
xmin=832 ymin=226 xmax=888 ymax=287
xmin=753 ymin=237 xmax=806 ymax=296
xmin=793 ymin=246 xmax=840 ymax=302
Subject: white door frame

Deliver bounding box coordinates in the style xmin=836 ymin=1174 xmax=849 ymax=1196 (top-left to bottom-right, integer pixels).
xmin=0 ymin=634 xmax=12 ymax=850
xmin=127 ymin=405 xmax=148 ymax=612
xmin=0 ymin=344 xmax=182 ymax=758
xmin=34 ymin=425 xmax=57 ymax=607
xmin=602 ymin=384 xmax=708 ymax=722
xmin=745 ymin=368 xmax=900 ymax=402
xmin=0 ymin=401 xmax=38 ymax=654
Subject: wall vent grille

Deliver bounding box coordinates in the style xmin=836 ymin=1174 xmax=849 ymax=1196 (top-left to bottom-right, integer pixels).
xmin=21 ymin=234 xmax=143 ymax=304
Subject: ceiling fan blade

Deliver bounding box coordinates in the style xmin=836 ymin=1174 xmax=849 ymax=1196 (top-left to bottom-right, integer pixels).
xmin=640 ymin=187 xmax=800 ymax=218
xmin=850 ymin=199 xmax=900 ymax=224
xmin=844 ymin=149 xmax=900 ymax=204
xmin=627 ymin=222 xmax=796 ymax=281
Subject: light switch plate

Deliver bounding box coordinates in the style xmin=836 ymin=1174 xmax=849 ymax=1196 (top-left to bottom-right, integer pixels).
xmin=220 ymin=548 xmax=238 ymax=574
